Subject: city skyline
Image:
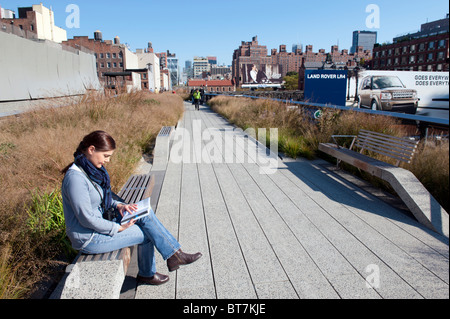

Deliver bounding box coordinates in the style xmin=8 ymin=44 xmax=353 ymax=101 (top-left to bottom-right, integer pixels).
xmin=2 ymin=0 xmax=449 ymax=66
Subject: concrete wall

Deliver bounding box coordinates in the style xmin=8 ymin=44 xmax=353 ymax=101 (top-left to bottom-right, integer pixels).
xmin=0 ymin=31 xmax=101 ymax=102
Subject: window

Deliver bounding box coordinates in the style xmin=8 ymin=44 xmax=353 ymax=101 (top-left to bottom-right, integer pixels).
xmin=106 ymin=53 xmax=111 ymax=59
xmin=409 ymin=55 xmax=415 ymax=63
xmin=428 ymin=41 xmax=435 ymax=50
xmin=107 ymin=62 xmax=111 ymax=68
xmin=113 ymin=53 xmax=117 ymax=59
xmin=427 ymin=53 xmax=434 ymax=61
xmin=410 ymin=44 xmax=416 ymax=53
xmin=437 ymin=51 xmax=445 ymax=60
xmin=100 ymin=53 xmax=104 ymax=59
xmin=438 ymin=39 xmax=446 ymax=48
xmin=362 ymin=77 xmax=371 ymax=89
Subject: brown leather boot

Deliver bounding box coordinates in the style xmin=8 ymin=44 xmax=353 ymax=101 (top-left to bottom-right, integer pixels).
xmin=167 ymin=250 xmax=202 ymax=272
xmin=136 ymin=273 xmax=169 ymax=286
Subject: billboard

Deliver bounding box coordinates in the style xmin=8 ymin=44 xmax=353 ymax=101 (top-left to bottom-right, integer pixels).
xmin=241 ymin=63 xmax=283 ymax=88
xmin=304 ymin=70 xmax=348 ymax=106
xmin=348 ymin=70 xmax=449 ymax=119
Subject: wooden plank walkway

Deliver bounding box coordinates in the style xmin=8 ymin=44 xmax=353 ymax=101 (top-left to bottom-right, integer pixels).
xmin=134 ymin=102 xmax=449 ymax=299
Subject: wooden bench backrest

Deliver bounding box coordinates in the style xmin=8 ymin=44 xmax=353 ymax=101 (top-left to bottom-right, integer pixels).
xmin=117 ymin=174 xmax=155 ymax=204
xmin=355 ymin=130 xmax=419 ymax=166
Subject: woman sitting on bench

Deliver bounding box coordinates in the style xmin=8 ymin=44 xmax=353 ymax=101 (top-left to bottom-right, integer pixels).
xmin=61 ymin=130 xmax=202 ymax=285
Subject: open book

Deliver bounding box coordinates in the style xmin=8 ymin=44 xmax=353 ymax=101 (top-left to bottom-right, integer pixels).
xmin=121 ymin=197 xmax=151 ymax=225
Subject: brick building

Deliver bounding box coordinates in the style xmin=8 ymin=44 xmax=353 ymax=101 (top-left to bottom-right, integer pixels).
xmin=372 ymin=15 xmax=449 ymax=72
xmin=63 ymin=31 xmax=155 ymax=92
xmin=188 ymin=79 xmax=235 ymax=93
xmin=232 ymin=36 xmax=371 ymax=88
xmin=63 ymin=32 xmax=127 ymax=84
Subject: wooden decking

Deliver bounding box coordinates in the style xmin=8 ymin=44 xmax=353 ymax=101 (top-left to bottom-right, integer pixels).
xmin=130 ymin=102 xmax=448 ymax=299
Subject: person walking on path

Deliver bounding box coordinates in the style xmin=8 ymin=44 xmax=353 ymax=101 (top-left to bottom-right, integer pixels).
xmin=193 ymin=89 xmax=201 ymax=110
xmin=61 ymin=131 xmax=202 ymax=285
xmin=200 ymin=86 xmax=205 ymax=105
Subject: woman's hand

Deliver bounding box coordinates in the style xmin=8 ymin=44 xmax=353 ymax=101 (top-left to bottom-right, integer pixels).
xmin=118 ymin=219 xmax=136 ymax=232
xmin=117 ymin=203 xmax=138 ymax=217
xmin=117 ymin=203 xmax=138 ymax=232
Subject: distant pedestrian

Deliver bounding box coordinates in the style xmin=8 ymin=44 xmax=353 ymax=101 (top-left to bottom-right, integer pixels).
xmin=193 ymin=89 xmax=201 ymax=110
xmin=200 ymin=86 xmax=205 ymax=105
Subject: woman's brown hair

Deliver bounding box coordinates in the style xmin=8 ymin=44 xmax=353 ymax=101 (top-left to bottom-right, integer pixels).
xmin=61 ymin=131 xmax=116 ymax=174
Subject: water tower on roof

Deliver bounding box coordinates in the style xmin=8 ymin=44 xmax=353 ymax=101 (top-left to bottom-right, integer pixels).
xmin=94 ymin=30 xmax=102 ymax=41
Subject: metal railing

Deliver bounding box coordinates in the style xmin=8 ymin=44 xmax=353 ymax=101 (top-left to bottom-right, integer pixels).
xmin=205 ymin=92 xmax=449 ymax=141
xmin=205 ymin=92 xmax=449 ymax=127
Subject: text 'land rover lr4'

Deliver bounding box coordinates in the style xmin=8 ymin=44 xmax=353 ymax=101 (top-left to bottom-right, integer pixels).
xmin=358 ymin=75 xmax=419 ymax=114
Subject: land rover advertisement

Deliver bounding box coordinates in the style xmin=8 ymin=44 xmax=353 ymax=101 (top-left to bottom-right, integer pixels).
xmin=348 ymin=70 xmax=449 ymax=119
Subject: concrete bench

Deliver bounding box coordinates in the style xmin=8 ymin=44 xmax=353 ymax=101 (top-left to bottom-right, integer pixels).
xmin=319 ymin=130 xmax=448 ymax=238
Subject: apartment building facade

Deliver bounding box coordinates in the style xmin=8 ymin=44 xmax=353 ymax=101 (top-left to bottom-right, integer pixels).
xmin=63 ymin=31 xmax=155 ymax=92
xmin=372 ymin=15 xmax=449 ymax=71
xmin=63 ymin=32 xmax=127 ymax=83
xmin=232 ymin=36 xmax=371 ymax=88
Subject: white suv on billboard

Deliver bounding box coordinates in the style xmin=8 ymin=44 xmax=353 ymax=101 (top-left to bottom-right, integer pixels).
xmin=358 ymin=75 xmax=419 ymax=114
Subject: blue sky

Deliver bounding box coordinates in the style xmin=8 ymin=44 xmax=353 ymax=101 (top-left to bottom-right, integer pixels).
xmin=2 ymin=0 xmax=449 ymax=67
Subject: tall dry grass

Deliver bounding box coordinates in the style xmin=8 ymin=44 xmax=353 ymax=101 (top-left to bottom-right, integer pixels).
xmin=209 ymin=95 xmax=449 ymax=212
xmin=0 ymin=91 xmax=184 ymax=298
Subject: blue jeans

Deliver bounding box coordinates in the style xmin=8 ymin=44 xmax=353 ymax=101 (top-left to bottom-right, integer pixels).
xmin=81 ymin=209 xmax=181 ymax=277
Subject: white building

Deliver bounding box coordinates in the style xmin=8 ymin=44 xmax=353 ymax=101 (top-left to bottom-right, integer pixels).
xmin=136 ymin=48 xmax=161 ymax=92
xmin=0 ymin=3 xmax=67 ymax=43
xmin=30 ymin=4 xmax=67 ymax=43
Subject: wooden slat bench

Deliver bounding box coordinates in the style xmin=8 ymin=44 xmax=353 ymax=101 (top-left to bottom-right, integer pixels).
xmin=116 ymin=174 xmax=155 ymax=204
xmin=54 ymin=173 xmax=155 ymax=299
xmin=327 ymin=129 xmax=419 ymax=170
xmin=319 ymin=130 xmax=448 ymax=238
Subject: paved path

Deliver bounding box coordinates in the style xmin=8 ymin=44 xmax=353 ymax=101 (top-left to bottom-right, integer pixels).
xmin=132 ymin=102 xmax=448 ymax=299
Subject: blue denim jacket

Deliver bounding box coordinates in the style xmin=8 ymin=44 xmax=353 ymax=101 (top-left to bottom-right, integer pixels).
xmin=61 ymin=165 xmax=121 ymax=250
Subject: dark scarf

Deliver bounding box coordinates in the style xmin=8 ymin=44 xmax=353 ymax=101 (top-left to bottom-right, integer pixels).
xmin=74 ymin=152 xmax=112 ymax=212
